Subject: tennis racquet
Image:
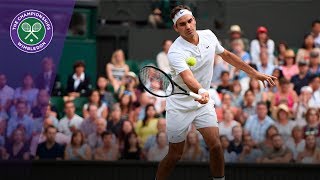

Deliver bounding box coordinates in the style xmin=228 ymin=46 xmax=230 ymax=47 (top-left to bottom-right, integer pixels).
xmin=138 ymin=65 xmax=202 ymax=99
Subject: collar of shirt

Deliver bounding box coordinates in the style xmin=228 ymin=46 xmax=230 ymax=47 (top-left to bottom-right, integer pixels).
xmin=72 ymin=73 xmax=85 ymax=81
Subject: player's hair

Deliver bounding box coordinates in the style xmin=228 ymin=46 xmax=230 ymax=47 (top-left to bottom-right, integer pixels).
xmin=170 ymin=5 xmax=192 ymax=20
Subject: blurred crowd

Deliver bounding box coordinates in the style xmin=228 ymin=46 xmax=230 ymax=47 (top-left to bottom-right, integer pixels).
xmin=1 ymin=19 xmax=320 ymax=164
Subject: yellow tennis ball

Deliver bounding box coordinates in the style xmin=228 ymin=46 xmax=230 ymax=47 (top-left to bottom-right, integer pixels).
xmin=186 ymin=57 xmax=197 ymax=66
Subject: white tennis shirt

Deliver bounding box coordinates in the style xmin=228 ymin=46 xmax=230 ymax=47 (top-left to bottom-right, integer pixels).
xmin=166 ymin=30 xmax=224 ymax=111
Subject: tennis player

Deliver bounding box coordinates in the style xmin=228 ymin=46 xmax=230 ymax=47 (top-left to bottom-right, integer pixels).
xmin=155 ymin=5 xmax=277 ymax=180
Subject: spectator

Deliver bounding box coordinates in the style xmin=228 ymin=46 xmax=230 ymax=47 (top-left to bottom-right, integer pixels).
xmin=148 ymin=8 xmax=166 ymax=29
xmin=230 ymin=80 xmax=243 ymax=107
xmin=286 ymin=126 xmax=305 ymax=161
xmin=147 ymin=131 xmax=168 ymax=161
xmin=94 ymin=131 xmax=119 ymax=161
xmin=275 ymin=41 xmax=289 ymax=66
xmin=274 ymin=104 xmax=296 ymax=141
xmin=257 ymin=125 xmax=279 ymax=155
xmin=6 ymin=100 xmax=33 ymax=139
xmin=216 ymin=71 xmax=231 ymax=93
xmin=181 ymin=131 xmax=207 ymax=162
xmin=215 ymin=93 xmax=240 ymax=122
xmin=33 ymin=104 xmax=59 ymax=134
xmin=3 ymin=128 xmax=30 ymax=160
xmin=107 ymin=104 xmax=124 ymax=137
xmin=220 ymin=135 xmax=237 ymax=163
xmin=137 ymin=92 xmax=150 ymax=121
xmin=156 ymin=39 xmax=172 ymax=74
xmin=129 ymin=101 xmax=142 ymax=124
xmin=106 ymin=49 xmax=129 ymax=92
xmin=271 ymin=78 xmax=298 ymax=112
xmin=258 ymin=134 xmax=292 ymax=163
xmin=65 ymin=61 xmax=92 ymax=99
xmin=268 ymin=68 xmax=284 ymax=93
xmin=223 ymin=25 xmax=250 ymax=52
xmin=239 ymin=90 xmax=256 ymax=125
xmin=80 ymin=104 xmax=99 ymax=138
xmin=230 ymin=39 xmax=251 ymax=79
xmin=297 ymin=134 xmax=320 ymax=163
xmin=0 ymin=73 xmax=14 ymax=112
xmin=257 ymin=51 xmax=274 ymax=76
xmin=143 ymin=118 xmax=166 ymax=154
xmin=82 ymin=90 xmax=108 ymax=119
xmin=219 ymin=109 xmax=240 ymax=140
xmin=122 ymin=131 xmax=141 ymax=160
xmin=96 ymin=76 xmax=115 ymax=108
xmin=35 ymin=125 xmax=64 ymax=160
xmin=291 ymin=60 xmax=311 ymax=95
xmin=118 ymin=120 xmax=135 ymax=153
xmin=118 ymin=72 xmax=139 ymax=103
xmin=135 ymin=104 xmax=158 ymax=146
xmin=87 ymin=118 xmax=107 ymax=149
xmin=248 ymin=78 xmax=264 ymax=103
xmin=30 ymin=89 xmax=50 ymax=118
xmin=296 ymin=33 xmax=320 ymax=63
xmin=308 ymin=75 xmax=320 ymax=108
xmin=119 ymin=93 xmax=133 ymax=121
xmin=58 ymin=101 xmax=83 ymax=137
xmin=281 ymin=49 xmax=299 ymax=81
xmin=228 ymin=126 xmax=243 ymax=155
xmin=308 ymin=50 xmax=320 ymax=76
xmin=238 ymin=134 xmax=262 ymax=163
xmin=293 ymin=86 xmax=313 ymax=127
xmin=13 ymin=73 xmax=39 ymax=110
xmin=145 ymin=79 xmax=166 ymax=115
xmin=303 ymin=108 xmax=320 ymax=137
xmin=245 ymin=102 xmax=275 ymax=144
xmin=64 ymin=130 xmax=91 ymax=160
xmin=250 ymin=26 xmax=275 ymax=65
xmin=311 ymin=19 xmax=320 ymax=48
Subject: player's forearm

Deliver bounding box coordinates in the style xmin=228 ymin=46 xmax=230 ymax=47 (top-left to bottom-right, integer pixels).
xmin=179 ymin=70 xmax=202 ymax=93
xmin=220 ymin=50 xmax=257 ymax=76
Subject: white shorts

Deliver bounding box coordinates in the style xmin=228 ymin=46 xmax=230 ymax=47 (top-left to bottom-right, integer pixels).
xmin=166 ymin=103 xmax=218 ymax=143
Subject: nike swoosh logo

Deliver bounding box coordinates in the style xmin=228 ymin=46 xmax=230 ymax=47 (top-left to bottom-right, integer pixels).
xmin=179 ymin=11 xmax=184 ymax=14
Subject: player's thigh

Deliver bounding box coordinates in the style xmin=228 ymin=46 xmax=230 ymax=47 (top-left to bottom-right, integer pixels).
xmin=166 ymin=109 xmax=195 ymax=143
xmin=168 ymin=141 xmax=185 ymax=157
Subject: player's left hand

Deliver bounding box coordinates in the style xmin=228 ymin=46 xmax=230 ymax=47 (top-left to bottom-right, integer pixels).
xmin=250 ymin=72 xmax=277 ymax=88
xmin=195 ymin=92 xmax=209 ymax=104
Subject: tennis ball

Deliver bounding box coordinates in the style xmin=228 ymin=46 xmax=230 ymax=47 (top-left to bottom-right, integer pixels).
xmin=186 ymin=57 xmax=197 ymax=66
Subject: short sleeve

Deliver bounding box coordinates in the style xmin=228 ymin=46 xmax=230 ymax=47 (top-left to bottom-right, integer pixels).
xmin=167 ymin=51 xmax=189 ymax=75
xmin=206 ymin=30 xmax=224 ymax=54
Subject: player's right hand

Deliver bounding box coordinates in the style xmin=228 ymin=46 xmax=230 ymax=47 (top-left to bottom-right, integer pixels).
xmin=195 ymin=92 xmax=209 ymax=104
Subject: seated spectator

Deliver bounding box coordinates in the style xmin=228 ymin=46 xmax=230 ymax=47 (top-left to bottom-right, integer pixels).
xmin=275 ymin=41 xmax=289 ymax=66
xmin=135 ymin=104 xmax=158 ymax=146
xmin=267 ymin=68 xmax=284 ymax=93
xmin=35 ymin=125 xmax=64 ymax=160
xmin=303 ymin=108 xmax=320 ymax=137
xmin=257 ymin=125 xmax=279 ymax=155
xmin=6 ymin=100 xmax=33 ymax=139
xmin=271 ymin=78 xmax=298 ymax=112
xmin=311 ymin=20 xmax=320 ymax=48
xmin=220 ymin=135 xmax=237 ymax=163
xmin=156 ymin=39 xmax=172 ymax=74
xmin=147 ymin=131 xmax=168 ymax=161
xmin=107 ymin=104 xmax=124 ymax=137
xmin=230 ymin=80 xmax=243 ymax=107
xmin=145 ymin=79 xmax=166 ymax=115
xmin=216 ymin=71 xmax=231 ymax=94
xmin=119 ymin=93 xmax=133 ymax=121
xmin=33 ymin=104 xmax=59 ymax=134
xmin=245 ymin=102 xmax=275 ymax=144
xmin=257 ymin=51 xmax=274 ymax=76
xmin=297 ymin=134 xmax=320 ymax=163
xmin=309 ymin=75 xmax=320 ymax=108
xmin=58 ymin=101 xmax=83 ymax=137
xmin=143 ymin=118 xmax=166 ymax=155
xmin=30 ymin=89 xmax=50 ymax=118
xmin=64 ymin=130 xmax=91 ymax=160
xmin=290 ymin=60 xmax=311 ymax=95
xmin=3 ymin=128 xmax=30 ymax=160
xmin=250 ymin=26 xmax=275 ymax=65
xmin=285 ymin=126 xmax=305 ymax=161
xmin=215 ymin=93 xmax=240 ymax=122
xmin=94 ymin=131 xmax=119 ymax=161
xmin=121 ymin=131 xmax=141 ymax=160
xmin=118 ymin=72 xmax=139 ymax=103
xmin=128 ymin=101 xmax=142 ymax=124
xmin=274 ymin=104 xmax=296 ymax=141
xmin=228 ymin=126 xmax=243 ymax=155
xmin=80 ymin=104 xmax=99 ymax=138
xmin=181 ymin=131 xmax=207 ymax=162
xmin=219 ymin=109 xmax=240 ymax=140
xmin=105 ymin=49 xmax=129 ymax=92
xmin=308 ymin=50 xmax=320 ymax=76
xmin=87 ymin=118 xmax=107 ymax=150
xmin=296 ymin=33 xmax=320 ymax=63
xmin=82 ymin=90 xmax=108 ymax=119
xmin=230 ymin=39 xmax=251 ymax=79
xmin=13 ymin=73 xmax=39 ymax=111
xmin=248 ymin=78 xmax=265 ymax=103
xmin=238 ymin=134 xmax=262 ymax=163
xmin=96 ymin=76 xmax=115 ymax=107
xmin=65 ymin=61 xmax=92 ymax=100
xmin=281 ymin=49 xmax=299 ymax=81
xmin=258 ymin=134 xmax=292 ymax=163
xmin=118 ymin=120 xmax=135 ymax=154
xmin=293 ymin=86 xmax=313 ymax=127
xmin=223 ymin=25 xmax=250 ymax=52
xmin=239 ymin=90 xmax=256 ymax=125
xmin=148 ymin=8 xmax=166 ymax=29
xmin=0 ymin=73 xmax=14 ymax=112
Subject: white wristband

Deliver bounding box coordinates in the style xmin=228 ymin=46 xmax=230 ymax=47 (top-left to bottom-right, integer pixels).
xmin=198 ymin=88 xmax=208 ymax=94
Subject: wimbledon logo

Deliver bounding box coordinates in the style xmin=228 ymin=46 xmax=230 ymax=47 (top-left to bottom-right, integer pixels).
xmin=10 ymin=9 xmax=53 ymax=53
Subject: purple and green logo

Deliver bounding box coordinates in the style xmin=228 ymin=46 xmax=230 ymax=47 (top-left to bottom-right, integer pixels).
xmin=10 ymin=9 xmax=53 ymax=53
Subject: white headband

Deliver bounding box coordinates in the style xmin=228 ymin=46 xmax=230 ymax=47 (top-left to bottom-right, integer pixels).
xmin=172 ymin=9 xmax=193 ymax=25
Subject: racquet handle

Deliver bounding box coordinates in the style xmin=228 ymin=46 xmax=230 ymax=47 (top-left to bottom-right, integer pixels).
xmin=189 ymin=92 xmax=202 ymax=99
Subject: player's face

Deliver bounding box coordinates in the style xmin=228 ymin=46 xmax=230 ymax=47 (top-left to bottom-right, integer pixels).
xmin=174 ymin=14 xmax=196 ymax=39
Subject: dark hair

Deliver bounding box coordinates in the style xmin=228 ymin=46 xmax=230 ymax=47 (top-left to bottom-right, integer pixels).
xmin=220 ymin=71 xmax=230 ymax=78
xmin=101 ymin=130 xmax=113 ymax=139
xmin=312 ymin=19 xmax=320 ymax=27
xmin=266 ymin=125 xmax=278 ymax=138
xmin=308 ymin=74 xmax=320 ymax=84
xmin=71 ymin=130 xmax=85 ymax=146
xmin=170 ymin=5 xmax=192 ymax=20
xmin=272 ymin=68 xmax=284 ymax=79
xmin=88 ymin=90 xmax=102 ymax=108
xmin=118 ymin=120 xmax=134 ymax=143
xmin=123 ymin=131 xmax=141 ymax=155
xmin=279 ymin=77 xmax=290 ymax=85
xmin=142 ymin=104 xmax=156 ymax=127
xmin=73 ymin=61 xmax=86 ymax=71
xmin=45 ymin=125 xmax=57 ymax=133
xmin=301 ymin=33 xmax=315 ymax=49
xmin=64 ymin=100 xmax=74 ymax=108
xmin=256 ymin=101 xmax=267 ymax=108
xmin=162 ymin=39 xmax=172 ymax=46
xmin=244 ymin=89 xmax=254 ymax=97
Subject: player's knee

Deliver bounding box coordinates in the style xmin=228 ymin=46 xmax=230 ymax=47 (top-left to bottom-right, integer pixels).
xmin=208 ymin=138 xmax=222 ymax=153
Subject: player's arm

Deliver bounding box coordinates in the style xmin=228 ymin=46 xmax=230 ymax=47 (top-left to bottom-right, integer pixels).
xmin=219 ymin=50 xmax=277 ymax=87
